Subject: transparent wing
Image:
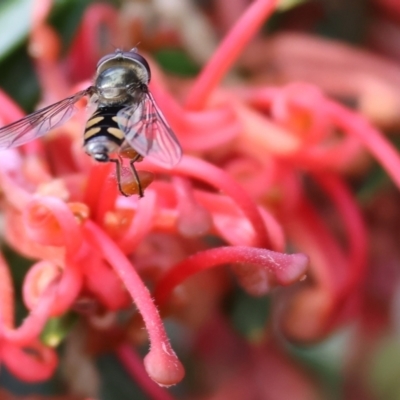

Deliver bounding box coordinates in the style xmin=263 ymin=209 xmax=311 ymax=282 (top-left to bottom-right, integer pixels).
xmin=0 ymin=89 xmax=91 ymax=149
xmin=117 ymin=91 xmax=182 ymax=167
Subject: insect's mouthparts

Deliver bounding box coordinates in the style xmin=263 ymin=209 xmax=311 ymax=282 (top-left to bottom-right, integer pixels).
xmin=94 ymin=153 xmax=109 ymax=162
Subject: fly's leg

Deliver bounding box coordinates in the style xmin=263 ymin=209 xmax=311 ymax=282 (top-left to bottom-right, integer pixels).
xmin=109 ymin=154 xmax=144 ymax=197
xmin=109 ymin=157 xmax=128 ymax=197
xmin=129 ymin=154 xmax=144 ymax=198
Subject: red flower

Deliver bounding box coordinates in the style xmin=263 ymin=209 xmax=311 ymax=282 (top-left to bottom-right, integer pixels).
xmin=1 ymin=0 xmax=400 ymax=398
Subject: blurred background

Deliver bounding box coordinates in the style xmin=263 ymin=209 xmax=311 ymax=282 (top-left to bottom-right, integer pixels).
xmin=1 ymin=0 xmax=400 ymax=399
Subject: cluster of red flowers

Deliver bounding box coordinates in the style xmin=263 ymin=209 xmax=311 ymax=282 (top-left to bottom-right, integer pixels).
xmin=1 ymin=0 xmax=400 ymax=398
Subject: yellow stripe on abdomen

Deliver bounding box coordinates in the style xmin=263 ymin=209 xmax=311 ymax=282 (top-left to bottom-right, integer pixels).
xmin=107 ymin=127 xmax=125 ymax=140
xmin=84 ymin=127 xmax=101 ymax=140
xmin=85 ymin=116 xmax=104 ymax=129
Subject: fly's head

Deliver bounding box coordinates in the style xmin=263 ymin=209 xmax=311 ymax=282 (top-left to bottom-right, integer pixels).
xmin=94 ymin=49 xmax=151 ymax=101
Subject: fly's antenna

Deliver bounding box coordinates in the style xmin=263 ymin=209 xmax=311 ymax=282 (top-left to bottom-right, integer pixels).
xmin=109 ymin=42 xmax=118 ymax=51
xmin=130 ymin=42 xmax=141 ymax=53
xmin=107 ymin=41 xmax=123 ymax=55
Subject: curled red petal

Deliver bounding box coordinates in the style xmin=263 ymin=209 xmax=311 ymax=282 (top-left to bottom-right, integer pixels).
xmin=287 ymin=196 xmax=348 ymax=292
xmin=1 ymin=341 xmax=58 ymax=382
xmin=24 ymin=196 xmax=83 ymax=256
xmin=142 ymin=155 xmax=271 ymax=248
xmin=312 ymin=174 xmax=367 ymax=298
xmin=5 ymin=206 xmax=64 ymax=263
xmin=23 ymin=259 xmax=83 ymax=318
xmin=328 ymin=100 xmax=400 ymax=189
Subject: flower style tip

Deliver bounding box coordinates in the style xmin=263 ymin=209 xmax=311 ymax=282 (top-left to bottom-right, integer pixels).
xmin=273 ymin=252 xmax=309 ymax=284
xmin=144 ymin=347 xmax=185 ymax=387
xmin=83 ymin=221 xmax=185 ymax=384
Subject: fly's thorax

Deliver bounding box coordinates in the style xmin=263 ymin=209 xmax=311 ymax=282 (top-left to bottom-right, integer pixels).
xmin=95 ymin=66 xmax=135 ymax=103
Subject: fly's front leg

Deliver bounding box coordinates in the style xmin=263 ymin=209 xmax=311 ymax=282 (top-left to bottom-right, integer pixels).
xmin=109 ymin=157 xmax=129 ymax=197
xmin=129 ymin=154 xmax=144 ymax=198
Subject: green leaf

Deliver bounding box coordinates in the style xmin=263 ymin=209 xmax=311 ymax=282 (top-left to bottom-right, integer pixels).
xmin=0 ymin=45 xmax=40 ymax=112
xmin=229 ymin=288 xmax=271 ymax=341
xmin=97 ymin=354 xmax=149 ymax=400
xmin=277 ymin=0 xmax=309 ymax=12
xmin=356 ymin=163 xmax=392 ymax=204
xmin=47 ymin=0 xmax=95 ymax=53
xmin=155 ymin=49 xmax=200 ymax=77
xmin=41 ymin=314 xmax=78 ymax=347
xmin=47 ymin=0 xmax=119 ymax=54
xmin=367 ymin=337 xmax=400 ymax=400
xmin=0 ymin=0 xmax=33 ymax=60
xmin=289 ymin=328 xmax=353 ymax=400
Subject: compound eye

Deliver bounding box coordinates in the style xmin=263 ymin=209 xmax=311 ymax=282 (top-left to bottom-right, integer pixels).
xmin=122 ymin=51 xmax=151 ymax=80
xmin=123 ymin=51 xmax=145 ymax=64
xmin=96 ymin=53 xmax=115 ymax=69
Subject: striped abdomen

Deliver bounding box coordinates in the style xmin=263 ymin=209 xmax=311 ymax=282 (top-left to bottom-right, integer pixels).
xmin=84 ymin=105 xmax=125 ymax=146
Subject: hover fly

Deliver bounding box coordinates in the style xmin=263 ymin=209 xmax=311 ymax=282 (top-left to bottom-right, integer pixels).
xmin=0 ymin=48 xmax=182 ymax=196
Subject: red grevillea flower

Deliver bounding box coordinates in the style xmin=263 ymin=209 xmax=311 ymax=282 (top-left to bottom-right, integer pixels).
xmin=0 ymin=0 xmax=310 ymax=392
xmin=1 ymin=0 xmax=400 ymax=398
xmin=239 ymin=32 xmax=400 ymax=128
